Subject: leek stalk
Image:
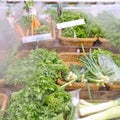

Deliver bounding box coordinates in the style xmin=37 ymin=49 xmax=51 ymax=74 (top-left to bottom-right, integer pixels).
xmin=79 ymin=99 xmax=120 ymax=117
xmin=78 ymin=106 xmax=120 ymax=120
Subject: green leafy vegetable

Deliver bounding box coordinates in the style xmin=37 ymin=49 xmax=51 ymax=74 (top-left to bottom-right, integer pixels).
xmin=58 ymin=11 xmax=104 ymax=38
xmin=4 ymin=49 xmax=66 ymax=85
xmin=4 ymin=49 xmax=74 ymax=120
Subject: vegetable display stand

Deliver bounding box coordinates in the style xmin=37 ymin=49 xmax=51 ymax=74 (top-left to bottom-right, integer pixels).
xmin=58 ymin=52 xmax=99 ymax=90
xmin=0 ymin=93 xmax=8 ymax=116
xmin=57 ymin=79 xmax=99 ymax=91
xmin=58 ymin=29 xmax=109 ymax=47
xmin=17 ymin=20 xmax=56 ymax=49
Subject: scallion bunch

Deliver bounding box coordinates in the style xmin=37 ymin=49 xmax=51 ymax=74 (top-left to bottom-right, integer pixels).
xmin=79 ymin=45 xmax=111 ymax=86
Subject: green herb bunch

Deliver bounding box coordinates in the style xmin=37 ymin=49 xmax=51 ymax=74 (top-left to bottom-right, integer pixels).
xmin=4 ymin=49 xmax=74 ymax=120
xmin=23 ymin=0 xmax=34 ymax=12
xmin=4 ymin=49 xmax=66 ymax=85
xmin=57 ymin=11 xmax=104 ymax=38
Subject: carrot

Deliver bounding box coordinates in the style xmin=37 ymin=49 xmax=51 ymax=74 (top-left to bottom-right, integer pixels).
xmin=34 ymin=17 xmax=40 ymax=28
xmin=31 ymin=17 xmax=34 ymax=35
xmin=30 ymin=16 xmax=40 ymax=35
xmin=15 ymin=23 xmax=25 ymax=37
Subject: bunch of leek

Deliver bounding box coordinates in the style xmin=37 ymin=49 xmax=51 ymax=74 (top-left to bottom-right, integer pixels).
xmin=78 ymin=98 xmax=120 ymax=120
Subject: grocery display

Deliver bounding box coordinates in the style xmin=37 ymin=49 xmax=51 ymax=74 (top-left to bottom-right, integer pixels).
xmin=0 ymin=0 xmax=120 ymax=120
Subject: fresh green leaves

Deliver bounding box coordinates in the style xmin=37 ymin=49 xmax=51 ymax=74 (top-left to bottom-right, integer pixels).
xmin=57 ymin=11 xmax=104 ymax=38
xmin=5 ymin=49 xmax=74 ymax=120
xmin=4 ymin=49 xmax=66 ymax=85
xmin=23 ymin=0 xmax=34 ymax=12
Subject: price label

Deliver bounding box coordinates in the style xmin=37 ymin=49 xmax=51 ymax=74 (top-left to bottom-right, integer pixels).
xmin=22 ymin=33 xmax=52 ymax=43
xmin=57 ymin=19 xmax=85 ymax=29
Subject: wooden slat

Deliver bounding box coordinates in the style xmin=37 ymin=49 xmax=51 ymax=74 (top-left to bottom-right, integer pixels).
xmin=80 ymin=90 xmax=120 ymax=100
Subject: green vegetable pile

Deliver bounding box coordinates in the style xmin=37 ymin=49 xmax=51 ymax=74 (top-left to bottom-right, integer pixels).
xmin=4 ymin=49 xmax=65 ymax=85
xmin=3 ymin=49 xmax=75 ymax=120
xmin=57 ymin=11 xmax=104 ymax=38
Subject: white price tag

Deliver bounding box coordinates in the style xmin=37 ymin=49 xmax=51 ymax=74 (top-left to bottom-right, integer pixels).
xmin=57 ymin=19 xmax=85 ymax=29
xmin=22 ymin=33 xmax=52 ymax=43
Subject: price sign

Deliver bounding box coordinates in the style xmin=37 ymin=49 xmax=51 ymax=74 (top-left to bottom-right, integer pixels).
xmin=22 ymin=33 xmax=52 ymax=43
xmin=57 ymin=19 xmax=85 ymax=29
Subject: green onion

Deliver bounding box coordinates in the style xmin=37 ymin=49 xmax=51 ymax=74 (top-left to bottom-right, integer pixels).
xmin=79 ymin=45 xmax=110 ymax=86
